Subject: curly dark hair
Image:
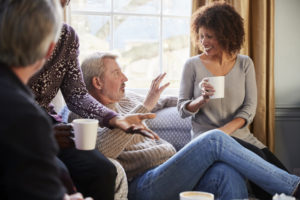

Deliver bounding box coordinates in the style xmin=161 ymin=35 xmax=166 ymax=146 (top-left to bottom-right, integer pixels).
xmin=191 ymin=2 xmax=244 ymax=55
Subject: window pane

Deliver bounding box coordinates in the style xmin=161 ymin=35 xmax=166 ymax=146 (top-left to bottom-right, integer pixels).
xmin=113 ymin=15 xmax=160 ymax=88
xmin=69 ymin=0 xmax=192 ymax=92
xmin=114 ymin=0 xmax=160 ymax=14
xmin=71 ymin=0 xmax=110 ymax=12
xmin=71 ymin=15 xmax=111 ymax=61
xmin=163 ymin=0 xmax=192 ymax=16
xmin=163 ymin=17 xmax=190 ymax=88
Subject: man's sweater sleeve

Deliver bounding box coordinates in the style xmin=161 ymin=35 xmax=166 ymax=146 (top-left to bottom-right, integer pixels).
xmin=69 ymin=103 xmax=150 ymax=159
xmin=97 ymin=105 xmax=149 ymax=159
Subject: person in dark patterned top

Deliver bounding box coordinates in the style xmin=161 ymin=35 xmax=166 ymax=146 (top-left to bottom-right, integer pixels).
xmin=28 ymin=22 xmax=116 ymax=127
xmin=27 ymin=1 xmax=156 ymax=200
xmin=28 ymin=21 xmax=154 ymax=133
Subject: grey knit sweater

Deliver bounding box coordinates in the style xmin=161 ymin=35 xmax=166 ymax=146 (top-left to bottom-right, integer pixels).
xmin=178 ymin=54 xmax=265 ymax=149
xmin=69 ymin=91 xmax=177 ymax=179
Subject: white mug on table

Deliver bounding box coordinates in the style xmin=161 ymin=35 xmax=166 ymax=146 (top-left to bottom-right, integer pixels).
xmin=180 ymin=191 xmax=214 ymax=200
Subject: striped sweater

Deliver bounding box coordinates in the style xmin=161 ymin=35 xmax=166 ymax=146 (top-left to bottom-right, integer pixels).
xmin=69 ymin=91 xmax=177 ymax=179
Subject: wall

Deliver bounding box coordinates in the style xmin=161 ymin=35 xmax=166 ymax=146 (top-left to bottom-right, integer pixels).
xmin=274 ymin=0 xmax=300 ymax=172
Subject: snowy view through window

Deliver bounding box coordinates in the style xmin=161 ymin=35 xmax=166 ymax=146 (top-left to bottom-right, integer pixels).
xmin=68 ymin=0 xmax=192 ymax=93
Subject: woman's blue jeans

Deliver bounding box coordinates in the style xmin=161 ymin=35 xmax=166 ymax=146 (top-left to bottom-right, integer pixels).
xmin=128 ymin=130 xmax=300 ymax=200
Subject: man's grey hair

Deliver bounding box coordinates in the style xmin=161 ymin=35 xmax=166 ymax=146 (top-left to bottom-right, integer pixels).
xmin=0 ymin=0 xmax=62 ymax=67
xmin=81 ymin=52 xmax=118 ymax=92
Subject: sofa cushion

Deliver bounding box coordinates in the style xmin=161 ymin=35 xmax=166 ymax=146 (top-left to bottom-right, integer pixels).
xmin=145 ymin=106 xmax=192 ymax=151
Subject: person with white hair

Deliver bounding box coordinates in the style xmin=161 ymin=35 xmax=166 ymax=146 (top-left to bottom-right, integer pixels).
xmin=70 ymin=51 xmax=300 ymax=200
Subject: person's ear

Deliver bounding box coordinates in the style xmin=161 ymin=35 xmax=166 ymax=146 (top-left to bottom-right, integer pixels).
xmin=92 ymin=76 xmax=102 ymax=90
xmin=45 ymin=42 xmax=56 ymax=59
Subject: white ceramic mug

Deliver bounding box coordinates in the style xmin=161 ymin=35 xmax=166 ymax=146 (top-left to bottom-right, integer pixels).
xmin=72 ymin=119 xmax=98 ymax=150
xmin=200 ymin=76 xmax=225 ymax=99
xmin=180 ymin=191 xmax=214 ymax=200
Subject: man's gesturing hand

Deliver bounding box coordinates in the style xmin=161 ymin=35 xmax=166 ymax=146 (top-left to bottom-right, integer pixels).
xmin=109 ymin=113 xmax=159 ymax=140
xmin=143 ymin=73 xmax=170 ymax=111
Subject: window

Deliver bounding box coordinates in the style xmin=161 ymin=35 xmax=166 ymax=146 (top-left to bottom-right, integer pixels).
xmin=67 ymin=0 xmax=192 ymax=94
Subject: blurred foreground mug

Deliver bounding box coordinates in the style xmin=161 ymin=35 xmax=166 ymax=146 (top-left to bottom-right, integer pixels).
xmin=201 ymin=76 xmax=225 ymax=99
xmin=180 ymin=191 xmax=214 ymax=200
xmin=72 ymin=119 xmax=98 ymax=150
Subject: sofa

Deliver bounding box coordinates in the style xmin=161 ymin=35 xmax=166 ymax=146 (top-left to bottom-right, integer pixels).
xmin=144 ymin=106 xmax=192 ymax=151
xmin=60 ymin=106 xmax=192 ymax=151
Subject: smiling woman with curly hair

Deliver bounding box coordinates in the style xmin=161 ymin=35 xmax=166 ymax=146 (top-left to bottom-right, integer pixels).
xmin=178 ymin=2 xmax=290 ymax=199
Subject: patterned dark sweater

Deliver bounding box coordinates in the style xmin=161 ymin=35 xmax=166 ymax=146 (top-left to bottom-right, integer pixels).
xmin=28 ymin=23 xmax=117 ymax=127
